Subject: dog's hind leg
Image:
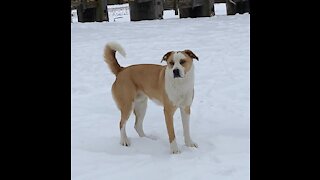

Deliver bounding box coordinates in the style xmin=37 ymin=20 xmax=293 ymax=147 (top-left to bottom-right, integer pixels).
xmin=119 ymin=104 xmax=133 ymax=146
xmin=134 ymin=94 xmax=148 ymax=137
xmin=112 ymin=82 xmax=135 ymax=146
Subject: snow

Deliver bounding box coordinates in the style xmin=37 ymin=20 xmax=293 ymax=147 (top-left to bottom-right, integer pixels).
xmin=72 ymin=3 xmax=249 ymax=180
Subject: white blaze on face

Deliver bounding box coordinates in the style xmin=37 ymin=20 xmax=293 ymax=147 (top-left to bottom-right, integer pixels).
xmin=172 ymin=52 xmax=186 ymax=78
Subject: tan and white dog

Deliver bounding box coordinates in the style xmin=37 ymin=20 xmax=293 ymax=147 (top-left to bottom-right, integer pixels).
xmin=104 ymin=42 xmax=199 ymax=154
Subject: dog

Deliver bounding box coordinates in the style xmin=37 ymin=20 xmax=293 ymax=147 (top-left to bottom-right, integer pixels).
xmin=103 ymin=42 xmax=199 ymax=154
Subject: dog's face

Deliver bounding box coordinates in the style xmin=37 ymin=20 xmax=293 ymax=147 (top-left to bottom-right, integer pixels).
xmin=162 ymin=50 xmax=199 ymax=78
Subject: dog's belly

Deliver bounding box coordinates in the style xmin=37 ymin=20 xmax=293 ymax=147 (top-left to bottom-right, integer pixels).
xmin=135 ymin=91 xmax=163 ymax=106
xmin=150 ymin=98 xmax=163 ymax=106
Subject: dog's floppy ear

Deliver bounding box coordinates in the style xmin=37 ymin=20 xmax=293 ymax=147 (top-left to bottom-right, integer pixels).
xmin=161 ymin=51 xmax=173 ymax=63
xmin=184 ymin=50 xmax=199 ymax=61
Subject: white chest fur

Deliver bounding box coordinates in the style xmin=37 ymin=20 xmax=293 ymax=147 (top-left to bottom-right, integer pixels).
xmin=165 ymin=65 xmax=194 ymax=107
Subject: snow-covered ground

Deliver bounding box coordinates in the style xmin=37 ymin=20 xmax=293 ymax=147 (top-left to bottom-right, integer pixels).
xmin=71 ymin=3 xmax=249 ymax=180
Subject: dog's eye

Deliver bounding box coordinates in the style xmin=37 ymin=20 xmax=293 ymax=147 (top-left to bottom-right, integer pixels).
xmin=169 ymin=62 xmax=174 ymax=66
xmin=180 ymin=60 xmax=186 ymax=65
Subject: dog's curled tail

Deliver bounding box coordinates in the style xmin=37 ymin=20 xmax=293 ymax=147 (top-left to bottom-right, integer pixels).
xmin=104 ymin=42 xmax=126 ymax=76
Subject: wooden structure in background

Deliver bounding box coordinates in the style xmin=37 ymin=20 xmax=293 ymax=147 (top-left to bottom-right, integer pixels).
xmin=128 ymin=0 xmax=164 ymax=21
xmin=71 ymin=0 xmax=109 ymax=22
xmin=107 ymin=0 xmax=129 ymax=4
xmin=71 ymin=0 xmax=250 ymax=23
xmin=163 ymin=0 xmax=249 ymax=18
xmin=226 ymin=0 xmax=250 ymax=15
xmin=177 ymin=0 xmax=214 ymax=18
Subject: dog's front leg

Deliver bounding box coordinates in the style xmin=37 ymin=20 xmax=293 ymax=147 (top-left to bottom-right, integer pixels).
xmin=180 ymin=106 xmax=198 ymax=148
xmin=164 ymin=106 xmax=180 ymax=154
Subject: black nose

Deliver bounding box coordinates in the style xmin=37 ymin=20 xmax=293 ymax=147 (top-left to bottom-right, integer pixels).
xmin=173 ymin=69 xmax=181 ymax=78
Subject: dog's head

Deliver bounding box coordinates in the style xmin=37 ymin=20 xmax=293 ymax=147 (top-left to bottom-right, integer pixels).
xmin=161 ymin=50 xmax=199 ymax=78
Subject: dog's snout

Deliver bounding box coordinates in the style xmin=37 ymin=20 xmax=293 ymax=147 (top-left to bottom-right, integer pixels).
xmin=173 ymin=69 xmax=181 ymax=78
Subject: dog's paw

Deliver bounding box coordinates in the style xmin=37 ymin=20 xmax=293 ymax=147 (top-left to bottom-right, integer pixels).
xmin=185 ymin=141 xmax=198 ymax=148
xmin=120 ymin=138 xmax=130 ymax=146
xmin=170 ymin=139 xmax=181 ymax=154
xmin=171 ymin=148 xmax=181 ymax=154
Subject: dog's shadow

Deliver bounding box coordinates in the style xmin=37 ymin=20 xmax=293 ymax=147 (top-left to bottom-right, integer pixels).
xmin=75 ymin=135 xmax=216 ymax=158
xmin=77 ymin=135 xmax=171 ymax=156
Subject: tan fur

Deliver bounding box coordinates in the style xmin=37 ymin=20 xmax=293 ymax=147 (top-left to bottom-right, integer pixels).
xmin=161 ymin=51 xmax=174 ymax=62
xmin=183 ymin=50 xmax=199 ymax=61
xmin=164 ymin=105 xmax=177 ymax=143
xmin=104 ymin=42 xmax=198 ymax=152
xmin=180 ymin=51 xmax=195 ymax=74
xmin=104 ymin=44 xmax=124 ymax=75
xmin=184 ymin=106 xmax=191 ymax=115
